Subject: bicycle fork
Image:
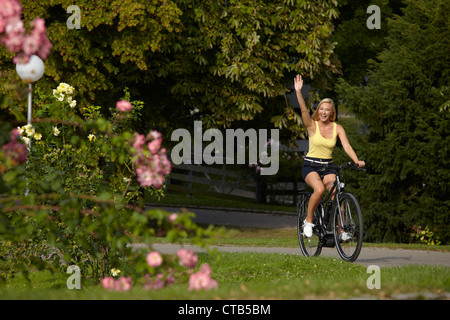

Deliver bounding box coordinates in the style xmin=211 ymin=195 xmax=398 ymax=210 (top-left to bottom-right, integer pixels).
xmin=335 ymin=193 xmax=356 ymax=238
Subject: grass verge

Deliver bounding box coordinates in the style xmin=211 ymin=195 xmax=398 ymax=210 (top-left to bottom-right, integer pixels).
xmin=208 ymin=226 xmax=450 ymax=251
xmin=1 ymin=251 xmax=448 ymax=300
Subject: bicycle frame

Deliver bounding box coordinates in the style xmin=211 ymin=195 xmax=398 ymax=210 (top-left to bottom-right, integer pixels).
xmin=297 ymin=162 xmax=364 ymax=261
xmin=319 ymin=167 xmax=343 ymax=228
xmin=315 ymin=162 xmax=363 ymax=236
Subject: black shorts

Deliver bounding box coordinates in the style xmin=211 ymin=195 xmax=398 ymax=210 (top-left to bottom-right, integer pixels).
xmin=302 ymin=157 xmax=336 ymax=181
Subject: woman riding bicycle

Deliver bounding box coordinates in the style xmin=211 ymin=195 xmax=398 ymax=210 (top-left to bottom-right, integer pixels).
xmin=294 ymin=74 xmax=365 ymax=238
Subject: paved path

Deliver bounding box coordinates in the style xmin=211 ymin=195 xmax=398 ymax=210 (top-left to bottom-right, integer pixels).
xmin=150 ymin=205 xmax=297 ymax=229
xmin=153 ymin=243 xmax=450 ymax=268
xmin=149 ymin=205 xmax=450 ymax=268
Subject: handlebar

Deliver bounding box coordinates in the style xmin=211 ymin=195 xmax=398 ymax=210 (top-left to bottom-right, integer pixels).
xmin=341 ymin=162 xmax=365 ymax=171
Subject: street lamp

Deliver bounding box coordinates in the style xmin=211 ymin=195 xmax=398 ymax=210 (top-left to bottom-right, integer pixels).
xmin=15 ymin=55 xmax=45 ymax=196
xmin=15 ymin=55 xmax=45 ymax=125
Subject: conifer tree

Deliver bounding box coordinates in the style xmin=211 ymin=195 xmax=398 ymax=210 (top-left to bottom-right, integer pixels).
xmin=337 ymin=0 xmax=450 ymax=243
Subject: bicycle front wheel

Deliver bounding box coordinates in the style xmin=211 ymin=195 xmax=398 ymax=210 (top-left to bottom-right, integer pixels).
xmin=297 ymin=193 xmax=323 ymax=257
xmin=332 ymin=192 xmax=363 ymax=262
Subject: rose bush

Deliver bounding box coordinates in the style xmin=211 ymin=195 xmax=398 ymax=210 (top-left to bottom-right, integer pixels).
xmin=0 ymin=0 xmax=218 ymax=291
xmin=0 ymin=82 xmax=218 ymax=287
xmin=101 ymin=248 xmax=218 ymax=292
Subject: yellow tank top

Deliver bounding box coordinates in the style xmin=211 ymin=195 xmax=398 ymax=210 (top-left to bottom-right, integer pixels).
xmin=306 ymin=121 xmax=337 ymax=159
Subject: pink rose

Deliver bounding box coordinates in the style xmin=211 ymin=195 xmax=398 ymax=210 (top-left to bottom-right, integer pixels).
xmin=133 ymin=133 xmax=146 ymax=150
xmin=188 ymin=264 xmax=218 ymax=291
xmin=136 ymin=165 xmax=153 ymax=187
xmin=146 ymin=251 xmax=163 ymax=268
xmin=101 ymin=277 xmax=115 ymax=290
xmin=114 ymin=276 xmax=132 ymax=291
xmin=0 ymin=3 xmax=52 ymax=63
xmin=31 ymin=17 xmax=46 ymax=35
xmin=2 ymin=128 xmax=27 ymax=166
xmin=144 ymin=272 xmax=175 ymax=290
xmin=147 ymin=138 xmax=162 ymax=154
xmin=22 ymin=34 xmax=39 ymax=56
xmin=116 ymin=100 xmax=133 ymax=112
xmin=200 ymin=263 xmax=212 ymax=276
xmin=153 ymin=273 xmax=166 ymax=290
xmin=132 ymin=130 xmax=171 ymax=189
xmin=151 ymin=174 xmax=164 ymax=189
xmin=177 ymin=249 xmax=198 ymax=269
xmin=0 ymin=0 xmax=22 ymax=18
xmin=189 ymin=272 xmax=210 ymax=291
xmin=147 ymin=130 xmax=162 ymax=140
xmin=159 ymin=151 xmax=172 ymax=175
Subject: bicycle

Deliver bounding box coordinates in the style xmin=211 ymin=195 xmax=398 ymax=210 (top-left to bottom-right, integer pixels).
xmin=297 ymin=162 xmax=364 ymax=262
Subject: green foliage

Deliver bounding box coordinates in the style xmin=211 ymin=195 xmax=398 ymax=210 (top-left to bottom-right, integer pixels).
xmin=0 ymin=83 xmax=217 ymax=284
xmin=410 ymin=225 xmax=442 ymax=246
xmin=0 ymin=0 xmax=341 ymax=140
xmin=330 ymin=0 xmax=404 ymax=87
xmin=336 ymin=0 xmax=450 ymax=243
xmin=1 ymin=252 xmax=449 ymax=299
xmin=171 ymin=0 xmax=339 ymax=129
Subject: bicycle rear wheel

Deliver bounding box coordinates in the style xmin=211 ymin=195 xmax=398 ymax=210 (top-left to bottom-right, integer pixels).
xmin=332 ymin=192 xmax=363 ymax=262
xmin=297 ymin=193 xmax=323 ymax=257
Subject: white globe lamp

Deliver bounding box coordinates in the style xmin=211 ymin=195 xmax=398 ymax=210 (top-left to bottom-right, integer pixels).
xmin=15 ymin=55 xmax=45 ymax=125
xmin=16 ymin=55 xmax=45 ymax=83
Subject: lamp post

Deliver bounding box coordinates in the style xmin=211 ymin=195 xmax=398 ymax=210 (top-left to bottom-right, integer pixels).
xmin=15 ymin=55 xmax=45 ymax=196
xmin=15 ymin=55 xmax=45 ymax=125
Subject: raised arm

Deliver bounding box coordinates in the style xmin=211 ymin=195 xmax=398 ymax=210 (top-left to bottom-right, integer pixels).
xmin=294 ymin=74 xmax=314 ymax=131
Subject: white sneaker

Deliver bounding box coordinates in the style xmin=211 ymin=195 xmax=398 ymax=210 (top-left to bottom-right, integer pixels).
xmin=303 ymin=220 xmax=314 ymax=238
xmin=340 ymin=232 xmax=352 ymax=242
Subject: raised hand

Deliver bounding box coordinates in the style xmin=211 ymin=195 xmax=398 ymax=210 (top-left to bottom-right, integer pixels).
xmin=294 ymin=74 xmax=303 ymax=92
xmin=294 ymin=74 xmax=313 ymax=129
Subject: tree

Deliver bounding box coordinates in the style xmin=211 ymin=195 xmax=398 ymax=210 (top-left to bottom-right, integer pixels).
xmin=331 ymin=0 xmax=403 ymax=87
xmin=0 ymin=0 xmax=183 ymax=131
xmin=336 ymin=0 xmax=450 ymax=243
xmin=1 ymin=0 xmax=341 ymax=140
xmin=166 ymin=1 xmax=339 ymax=132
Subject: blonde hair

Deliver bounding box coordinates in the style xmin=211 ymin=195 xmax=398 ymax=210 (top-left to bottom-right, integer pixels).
xmin=313 ymin=98 xmax=336 ymax=122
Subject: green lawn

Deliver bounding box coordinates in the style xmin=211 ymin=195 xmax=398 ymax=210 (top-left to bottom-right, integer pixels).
xmin=2 ymin=191 xmax=448 ymax=300
xmin=1 ymin=225 xmax=449 ymax=300
xmin=208 ymin=226 xmax=450 ymax=252
xmin=1 ymin=250 xmax=448 ymax=300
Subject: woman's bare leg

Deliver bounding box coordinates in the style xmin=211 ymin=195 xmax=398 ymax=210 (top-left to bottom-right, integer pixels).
xmin=322 ymin=174 xmax=336 ymax=197
xmin=304 ymin=172 xmax=325 ymax=223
